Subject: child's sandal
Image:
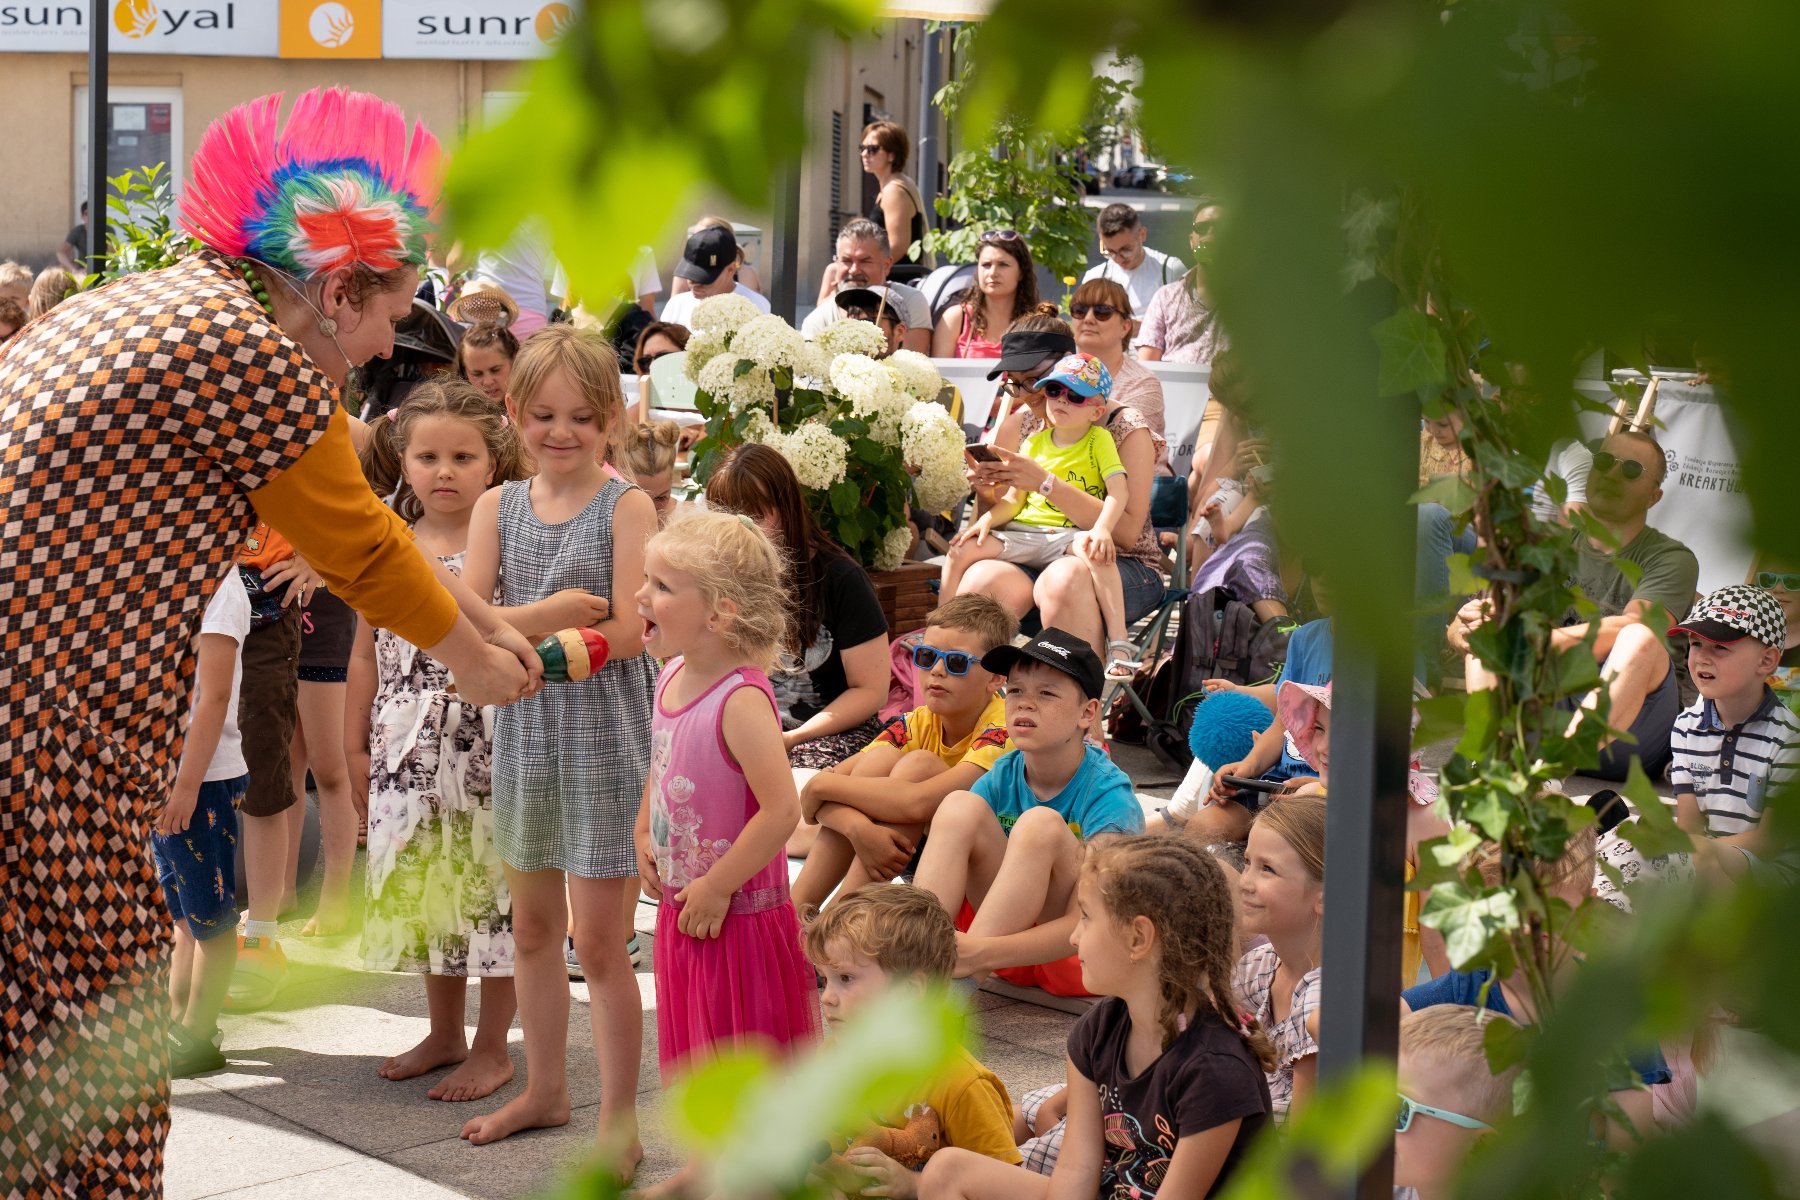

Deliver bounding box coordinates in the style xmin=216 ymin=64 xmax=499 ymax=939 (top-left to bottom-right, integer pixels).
xmin=1105 ymin=640 xmax=1141 ymax=680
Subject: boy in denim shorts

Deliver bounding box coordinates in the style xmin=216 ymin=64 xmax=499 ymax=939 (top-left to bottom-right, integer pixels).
xmin=152 ymin=566 xmax=253 ymax=1076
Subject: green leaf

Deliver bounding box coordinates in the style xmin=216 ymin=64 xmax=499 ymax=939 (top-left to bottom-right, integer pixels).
xmin=1373 ymin=307 xmax=1449 ymax=396
xmin=1421 ymin=884 xmax=1521 ymax=970
xmin=828 ymin=480 xmax=860 ymax=518
xmin=1411 ymin=473 xmax=1477 ymax=515
xmin=1414 ymin=694 xmax=1467 ymax=748
xmin=1617 ymin=758 xmax=1692 ymax=860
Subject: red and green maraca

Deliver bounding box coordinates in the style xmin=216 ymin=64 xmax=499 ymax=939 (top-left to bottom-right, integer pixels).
xmin=534 ymin=627 xmax=610 ymax=682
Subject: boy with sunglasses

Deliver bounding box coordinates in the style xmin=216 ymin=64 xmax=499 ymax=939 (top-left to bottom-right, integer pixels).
xmin=792 ymin=595 xmax=1019 ymax=912
xmin=943 ymin=353 xmax=1139 ymax=677
xmin=1394 ymin=1005 xmax=1521 ymax=1200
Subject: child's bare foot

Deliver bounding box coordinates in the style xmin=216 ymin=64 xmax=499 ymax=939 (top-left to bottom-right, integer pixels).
xmin=632 ymin=1160 xmax=699 ymax=1198
xmin=603 ymin=1135 xmax=644 ymax=1186
xmin=428 ymin=1048 xmax=515 ymax=1102
xmin=461 ymin=1089 xmax=571 ymax=1145
xmin=378 ymin=1033 xmax=467 ymax=1082
xmin=301 ymin=905 xmax=351 ymax=937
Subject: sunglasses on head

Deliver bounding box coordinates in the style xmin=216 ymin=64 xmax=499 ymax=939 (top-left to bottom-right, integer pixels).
xmin=912 ymin=643 xmax=977 ymax=675
xmin=1591 ymin=450 xmax=1646 ymax=481
xmin=1039 ymin=382 xmax=1101 ymax=403
xmin=1071 ymin=303 xmax=1120 ymax=320
xmin=1395 ymin=1093 xmax=1492 ymax=1134
xmin=980 ymin=229 xmax=1024 ymax=244
xmin=1756 ymin=571 xmax=1800 ymax=592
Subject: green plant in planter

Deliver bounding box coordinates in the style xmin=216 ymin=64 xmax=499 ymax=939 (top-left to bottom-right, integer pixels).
xmin=683 ymin=296 xmax=970 ymax=572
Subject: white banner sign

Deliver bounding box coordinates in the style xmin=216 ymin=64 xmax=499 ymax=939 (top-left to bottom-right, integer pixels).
xmin=1575 ymin=375 xmax=1754 ymax=594
xmin=0 ymin=1 xmax=276 ymax=55
xmin=381 ymin=0 xmax=574 ymax=59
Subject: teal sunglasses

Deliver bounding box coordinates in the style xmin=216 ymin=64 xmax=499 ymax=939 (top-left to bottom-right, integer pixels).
xmin=1395 ymin=1093 xmax=1493 ymax=1134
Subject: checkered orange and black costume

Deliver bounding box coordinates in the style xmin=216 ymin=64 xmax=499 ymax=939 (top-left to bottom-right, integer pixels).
xmin=0 ymin=249 xmax=457 ymax=1196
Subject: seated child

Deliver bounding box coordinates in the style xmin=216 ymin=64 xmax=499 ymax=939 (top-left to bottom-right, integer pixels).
xmin=1666 ymin=584 xmax=1797 ymax=882
xmin=793 ymin=595 xmax=1018 ymax=912
xmin=912 ymin=628 xmax=1145 ymax=992
xmin=1394 ymin=1005 xmax=1523 ymax=1200
xmin=807 ymin=885 xmax=1022 ymax=1195
xmin=153 ymin=566 xmax=252 ymax=1077
xmin=943 ymin=353 xmax=1140 ymax=678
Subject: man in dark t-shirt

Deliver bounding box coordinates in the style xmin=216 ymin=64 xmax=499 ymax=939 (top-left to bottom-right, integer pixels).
xmin=57 ymin=201 xmax=90 ymax=275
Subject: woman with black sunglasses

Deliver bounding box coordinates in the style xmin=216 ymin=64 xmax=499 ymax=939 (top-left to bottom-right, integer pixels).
xmin=861 ymin=120 xmax=934 ymax=272
xmin=932 ymin=229 xmax=1042 ymax=359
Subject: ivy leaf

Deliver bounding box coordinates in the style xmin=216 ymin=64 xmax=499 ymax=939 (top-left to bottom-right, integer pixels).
xmin=1414 ymin=694 xmax=1467 ymax=748
xmin=1411 ymin=473 xmax=1477 ymax=515
xmin=1463 ymin=786 xmax=1514 ymax=841
xmin=1618 ymin=758 xmax=1692 ymax=860
xmin=1372 ymin=308 xmax=1449 ymax=396
xmin=1421 ymin=883 xmax=1521 ymax=970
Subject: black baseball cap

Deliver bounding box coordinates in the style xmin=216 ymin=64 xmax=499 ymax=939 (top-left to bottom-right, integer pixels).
xmin=675 ymin=226 xmax=738 ymax=285
xmin=980 ymin=627 xmax=1105 ymax=700
xmin=834 ymin=285 xmax=899 ymax=321
xmin=984 ymin=328 xmax=1078 ymax=380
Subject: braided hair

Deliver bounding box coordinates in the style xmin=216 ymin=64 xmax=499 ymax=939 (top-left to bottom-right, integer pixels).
xmin=1085 ymin=835 xmax=1278 ymax=1070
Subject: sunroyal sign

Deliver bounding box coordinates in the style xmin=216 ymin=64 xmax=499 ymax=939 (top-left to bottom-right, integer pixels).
xmin=0 ymin=1 xmax=277 ymax=55
xmin=2 ymin=1 xmax=577 ymax=57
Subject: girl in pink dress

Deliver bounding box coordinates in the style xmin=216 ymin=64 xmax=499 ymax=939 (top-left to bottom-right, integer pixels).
xmin=633 ymin=510 xmax=820 ymax=1099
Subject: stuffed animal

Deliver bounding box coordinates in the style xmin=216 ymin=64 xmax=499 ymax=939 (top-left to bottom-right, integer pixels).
xmin=819 ymin=1104 xmax=942 ymax=1193
xmin=1189 ymin=689 xmax=1272 ymax=769
xmin=534 ymin=627 xmax=609 ymax=682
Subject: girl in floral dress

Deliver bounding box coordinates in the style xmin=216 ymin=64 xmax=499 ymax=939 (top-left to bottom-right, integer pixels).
xmin=351 ymin=380 xmax=530 ymax=1102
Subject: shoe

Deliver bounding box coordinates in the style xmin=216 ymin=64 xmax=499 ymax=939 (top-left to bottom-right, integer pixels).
xmin=224 ymin=936 xmax=288 ymax=1012
xmin=628 ymin=934 xmax=643 ymax=968
xmin=168 ymin=1025 xmax=227 ymax=1078
xmin=565 ymin=938 xmax=585 ymax=981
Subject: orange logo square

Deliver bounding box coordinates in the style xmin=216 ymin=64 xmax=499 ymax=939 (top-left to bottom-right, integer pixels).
xmin=280 ymin=0 xmax=381 ymax=58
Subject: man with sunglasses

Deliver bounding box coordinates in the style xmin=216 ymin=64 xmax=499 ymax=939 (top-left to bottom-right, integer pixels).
xmin=803 ymin=219 xmax=931 ymax=352
xmin=1080 ymin=203 xmax=1185 ymax=319
xmin=1451 ymin=429 xmax=1699 ymax=781
xmin=1138 ymin=197 xmax=1227 ymax=366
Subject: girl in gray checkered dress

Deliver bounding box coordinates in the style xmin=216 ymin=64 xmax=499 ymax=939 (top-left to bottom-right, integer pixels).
xmin=460 ymin=325 xmax=658 ymax=1152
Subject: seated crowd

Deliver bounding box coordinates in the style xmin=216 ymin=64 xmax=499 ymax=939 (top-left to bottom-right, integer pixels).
xmin=95 ymin=145 xmax=1796 ymax=1200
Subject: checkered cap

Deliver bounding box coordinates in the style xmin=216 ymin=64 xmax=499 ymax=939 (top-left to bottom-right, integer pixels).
xmin=1670 ymin=584 xmax=1787 ymax=647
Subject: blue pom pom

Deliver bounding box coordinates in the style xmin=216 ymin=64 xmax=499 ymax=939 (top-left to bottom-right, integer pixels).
xmin=1188 ymin=690 xmax=1274 ymax=769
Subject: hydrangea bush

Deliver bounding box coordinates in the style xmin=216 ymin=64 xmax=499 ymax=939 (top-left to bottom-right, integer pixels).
xmin=685 ymin=295 xmax=969 ymax=572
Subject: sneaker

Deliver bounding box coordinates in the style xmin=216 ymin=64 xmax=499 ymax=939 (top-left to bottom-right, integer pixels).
xmin=224 ymin=936 xmax=287 ymax=1012
xmin=627 ymin=934 xmax=643 ymax=968
xmin=565 ymin=938 xmax=585 ymax=982
xmin=168 ymin=1024 xmax=226 ymax=1078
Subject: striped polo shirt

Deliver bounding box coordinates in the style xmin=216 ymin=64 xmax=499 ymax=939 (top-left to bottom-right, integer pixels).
xmin=1668 ymin=686 xmax=1800 ymax=836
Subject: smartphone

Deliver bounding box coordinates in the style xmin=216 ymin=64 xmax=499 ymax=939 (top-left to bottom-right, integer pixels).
xmin=1218 ymin=774 xmax=1287 ymax=795
xmin=965 ymin=441 xmax=1001 ymax=464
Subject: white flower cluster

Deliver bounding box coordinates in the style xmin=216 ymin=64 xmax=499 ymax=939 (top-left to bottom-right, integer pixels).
xmin=885 ymin=349 xmax=944 ymax=402
xmin=767 ymin=421 xmax=850 ymax=491
xmin=730 ymin=313 xmax=806 ymax=373
xmin=817 ymin=318 xmax=889 ymax=359
xmin=695 ymin=354 xmax=776 ymax=413
xmin=828 ymin=353 xmax=911 ymax=441
xmin=683 ymin=328 xmax=729 ymax=381
xmin=689 ymin=292 xmax=760 ymax=337
xmin=871 ymin=524 xmax=915 ymax=573
xmin=901 ymin=400 xmax=972 ymax=514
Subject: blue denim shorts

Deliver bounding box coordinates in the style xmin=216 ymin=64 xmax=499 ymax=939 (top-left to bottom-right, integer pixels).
xmin=152 ymin=775 xmax=246 ymax=941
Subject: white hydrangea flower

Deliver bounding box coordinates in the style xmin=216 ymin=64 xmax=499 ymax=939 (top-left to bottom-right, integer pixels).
xmin=771 ymin=422 xmax=850 ymax=491
xmin=818 ymin=318 xmax=888 ymax=359
xmin=730 ymin=313 xmax=806 ymax=373
xmin=886 ymin=349 xmax=944 ymax=401
xmin=872 ymin=523 xmax=915 ymax=572
xmin=794 ymin=342 xmax=833 ymax=386
xmin=902 ymin=400 xmax=972 ymax=513
xmin=695 ymin=354 xmax=776 ymax=414
xmin=739 ymin=408 xmax=776 ymax=445
xmin=683 ymin=328 xmax=729 ymax=381
xmin=829 ymin=353 xmax=914 ymax=443
xmin=690 ymin=292 xmax=761 ymax=337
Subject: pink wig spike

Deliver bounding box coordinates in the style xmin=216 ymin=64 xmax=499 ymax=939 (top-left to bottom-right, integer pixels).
xmin=180 ymin=88 xmax=441 ymax=272
xmin=181 ymin=92 xmax=282 ymax=257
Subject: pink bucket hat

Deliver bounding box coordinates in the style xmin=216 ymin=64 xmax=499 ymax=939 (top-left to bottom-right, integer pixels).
xmin=1275 ymin=680 xmax=1438 ymax=806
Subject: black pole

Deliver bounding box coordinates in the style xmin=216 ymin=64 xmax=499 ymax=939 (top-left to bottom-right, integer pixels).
xmin=914 ymin=24 xmax=942 ymax=239
xmin=1317 ymin=392 xmax=1417 ymax=1198
xmin=87 ymin=0 xmax=109 ymax=276
xmin=770 ymin=161 xmax=802 ymax=323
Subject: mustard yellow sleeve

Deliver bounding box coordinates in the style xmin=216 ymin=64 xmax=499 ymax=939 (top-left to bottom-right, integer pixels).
xmin=931 ymin=1055 xmax=1022 ymax=1165
xmin=247 ymin=409 xmax=458 ymax=650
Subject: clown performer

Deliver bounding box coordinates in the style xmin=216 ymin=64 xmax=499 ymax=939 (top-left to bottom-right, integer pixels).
xmin=0 ymin=89 xmax=540 ymax=1196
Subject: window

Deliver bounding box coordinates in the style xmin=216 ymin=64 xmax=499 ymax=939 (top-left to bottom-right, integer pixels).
xmin=73 ymin=85 xmax=183 ymax=222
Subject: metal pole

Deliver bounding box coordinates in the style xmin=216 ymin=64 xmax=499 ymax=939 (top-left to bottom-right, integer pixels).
xmin=1317 ymin=393 xmax=1417 ymax=1199
xmin=770 ymin=160 xmax=802 ymax=323
xmin=86 ymin=0 xmax=109 ymax=276
xmin=914 ymin=23 xmax=942 ymax=236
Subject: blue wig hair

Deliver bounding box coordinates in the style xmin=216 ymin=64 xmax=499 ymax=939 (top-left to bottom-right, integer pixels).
xmin=1188 ymin=690 xmax=1273 ymax=769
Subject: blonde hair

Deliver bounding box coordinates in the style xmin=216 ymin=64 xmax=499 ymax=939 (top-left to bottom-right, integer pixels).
xmin=506 ymin=323 xmax=623 ymax=428
xmin=0 ymin=260 xmax=33 ymax=294
xmin=359 ymin=379 xmax=529 ymax=521
xmin=27 ymin=267 xmax=77 ymax=320
xmin=1254 ymin=794 xmax=1327 ymax=884
xmin=1400 ymin=1004 xmax=1523 ymax=1125
xmin=1473 ymin=822 xmax=1597 ymax=895
xmin=924 ymin=593 xmax=1017 ymax=656
xmin=648 ymin=509 xmax=789 ymax=668
xmin=803 ymin=884 xmax=955 ymax=980
xmin=618 ymin=419 xmax=681 ymax=480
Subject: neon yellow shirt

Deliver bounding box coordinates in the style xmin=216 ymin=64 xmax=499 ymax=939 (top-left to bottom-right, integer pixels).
xmin=1013 ymin=423 xmax=1126 ymax=528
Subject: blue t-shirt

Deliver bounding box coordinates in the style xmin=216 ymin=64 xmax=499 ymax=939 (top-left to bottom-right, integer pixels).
xmin=972 ymin=744 xmax=1145 ymax=841
xmin=1403 ymin=969 xmax=1671 ymax=1086
xmin=1269 ymin=618 xmax=1332 ymax=781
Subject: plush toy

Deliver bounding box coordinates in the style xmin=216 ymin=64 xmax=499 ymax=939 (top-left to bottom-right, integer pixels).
xmin=820 ymin=1104 xmax=943 ymax=1192
xmin=1189 ymin=689 xmax=1272 ymax=768
xmin=534 ymin=627 xmax=610 ymax=682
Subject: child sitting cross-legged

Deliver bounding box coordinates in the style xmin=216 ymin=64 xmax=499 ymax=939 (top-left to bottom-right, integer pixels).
xmin=806 ymin=885 xmax=1023 ymax=1197
xmin=912 ymin=628 xmax=1145 ymax=988
xmin=792 ymin=595 xmax=1018 ymax=913
xmin=1394 ymin=1005 xmax=1523 ymax=1200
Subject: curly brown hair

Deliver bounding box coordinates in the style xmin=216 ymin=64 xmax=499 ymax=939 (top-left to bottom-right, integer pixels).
xmin=1084 ymin=835 xmax=1277 ymax=1069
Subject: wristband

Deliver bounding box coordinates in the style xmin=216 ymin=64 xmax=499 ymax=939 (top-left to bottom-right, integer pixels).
xmin=1036 ymin=474 xmax=1056 ymax=497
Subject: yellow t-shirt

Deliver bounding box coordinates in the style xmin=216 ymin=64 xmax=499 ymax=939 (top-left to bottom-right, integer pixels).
xmin=863 ymin=692 xmax=1011 ymax=772
xmin=1014 ymin=423 xmax=1126 ymax=528
xmin=921 ymin=1047 xmax=1022 ymax=1164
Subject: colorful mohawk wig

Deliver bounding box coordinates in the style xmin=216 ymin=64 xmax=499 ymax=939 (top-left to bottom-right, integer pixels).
xmin=181 ymin=88 xmax=439 ymax=280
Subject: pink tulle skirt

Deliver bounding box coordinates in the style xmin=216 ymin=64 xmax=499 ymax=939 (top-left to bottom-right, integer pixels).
xmin=654 ymin=896 xmax=821 ymax=1082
